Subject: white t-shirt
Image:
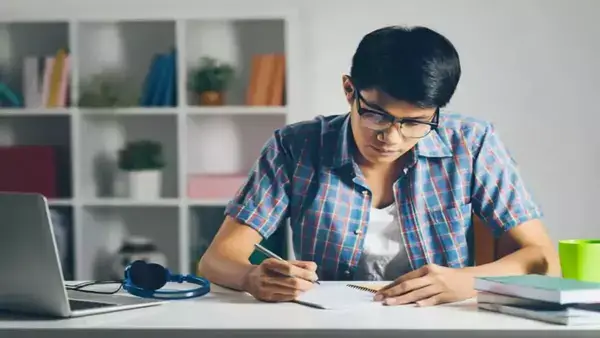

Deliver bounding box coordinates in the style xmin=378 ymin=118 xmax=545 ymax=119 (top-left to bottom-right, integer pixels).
xmin=353 ymin=203 xmax=412 ymax=281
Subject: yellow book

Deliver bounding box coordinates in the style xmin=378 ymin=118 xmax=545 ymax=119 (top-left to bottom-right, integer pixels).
xmin=46 ymin=49 xmax=67 ymax=108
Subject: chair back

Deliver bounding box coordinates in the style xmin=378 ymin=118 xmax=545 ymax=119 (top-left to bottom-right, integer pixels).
xmin=473 ymin=215 xmax=520 ymax=265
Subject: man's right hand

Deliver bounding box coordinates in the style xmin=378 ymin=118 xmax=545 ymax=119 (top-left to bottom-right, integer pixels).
xmin=242 ymin=258 xmax=319 ymax=302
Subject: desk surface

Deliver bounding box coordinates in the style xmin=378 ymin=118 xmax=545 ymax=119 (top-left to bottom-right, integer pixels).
xmin=0 ymin=281 xmax=599 ymax=338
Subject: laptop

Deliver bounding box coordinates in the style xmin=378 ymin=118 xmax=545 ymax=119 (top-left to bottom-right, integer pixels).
xmin=0 ymin=192 xmax=164 ymax=318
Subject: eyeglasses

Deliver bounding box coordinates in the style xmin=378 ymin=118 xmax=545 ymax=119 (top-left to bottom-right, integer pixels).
xmin=65 ymin=280 xmax=124 ymax=295
xmin=354 ymin=89 xmax=439 ymax=139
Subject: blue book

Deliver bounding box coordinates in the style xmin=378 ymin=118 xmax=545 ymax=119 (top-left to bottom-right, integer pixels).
xmin=150 ymin=54 xmax=169 ymax=106
xmin=162 ymin=50 xmax=176 ymax=107
xmin=139 ymin=54 xmax=162 ymax=106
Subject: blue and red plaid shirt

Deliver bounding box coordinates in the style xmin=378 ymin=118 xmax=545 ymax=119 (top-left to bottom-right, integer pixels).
xmin=225 ymin=112 xmax=542 ymax=281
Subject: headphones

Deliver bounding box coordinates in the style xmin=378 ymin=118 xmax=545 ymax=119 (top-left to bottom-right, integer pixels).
xmin=122 ymin=260 xmax=211 ymax=300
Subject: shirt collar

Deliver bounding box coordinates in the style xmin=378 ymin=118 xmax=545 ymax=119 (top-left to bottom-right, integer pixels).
xmin=331 ymin=114 xmax=354 ymax=169
xmin=414 ymin=126 xmax=453 ymax=158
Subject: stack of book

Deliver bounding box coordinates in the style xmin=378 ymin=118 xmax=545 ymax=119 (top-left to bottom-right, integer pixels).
xmin=474 ymin=274 xmax=600 ymax=325
xmin=22 ymin=48 xmax=71 ymax=108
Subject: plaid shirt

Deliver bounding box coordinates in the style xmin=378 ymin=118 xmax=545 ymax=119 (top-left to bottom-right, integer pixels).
xmin=225 ymin=112 xmax=542 ymax=281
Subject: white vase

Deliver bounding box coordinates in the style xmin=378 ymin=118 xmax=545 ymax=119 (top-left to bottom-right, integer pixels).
xmin=189 ymin=115 xmax=242 ymax=174
xmin=82 ymin=23 xmax=126 ymax=75
xmin=128 ymin=170 xmax=162 ymax=200
xmin=186 ymin=20 xmax=240 ymax=69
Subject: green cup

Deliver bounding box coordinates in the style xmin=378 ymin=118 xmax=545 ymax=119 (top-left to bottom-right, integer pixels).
xmin=558 ymin=239 xmax=600 ymax=282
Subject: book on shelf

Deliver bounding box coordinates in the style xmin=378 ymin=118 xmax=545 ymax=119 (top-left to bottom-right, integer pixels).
xmin=22 ymin=48 xmax=70 ymax=109
xmin=245 ymin=53 xmax=285 ymax=106
xmin=139 ymin=49 xmax=177 ymax=107
xmin=474 ymin=274 xmax=600 ymax=325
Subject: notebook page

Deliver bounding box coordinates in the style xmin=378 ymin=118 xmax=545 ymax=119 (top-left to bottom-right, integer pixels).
xmin=295 ymin=282 xmax=384 ymax=310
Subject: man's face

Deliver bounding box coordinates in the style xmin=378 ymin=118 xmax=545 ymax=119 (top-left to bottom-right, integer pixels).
xmin=343 ymin=76 xmax=438 ymax=166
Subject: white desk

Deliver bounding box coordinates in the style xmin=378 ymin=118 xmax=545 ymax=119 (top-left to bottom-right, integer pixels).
xmin=0 ymin=281 xmax=598 ymax=338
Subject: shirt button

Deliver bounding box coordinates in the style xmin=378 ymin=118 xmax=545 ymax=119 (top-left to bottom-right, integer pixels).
xmin=344 ymin=270 xmax=351 ymax=275
xmin=362 ymin=190 xmax=369 ymax=196
xmin=354 ymin=229 xmax=362 ymax=235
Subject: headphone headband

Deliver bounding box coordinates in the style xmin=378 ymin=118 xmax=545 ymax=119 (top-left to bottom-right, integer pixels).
xmin=123 ymin=260 xmax=210 ymax=300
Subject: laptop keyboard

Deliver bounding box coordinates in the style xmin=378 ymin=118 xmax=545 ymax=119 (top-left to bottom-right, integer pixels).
xmin=69 ymin=299 xmax=115 ymax=310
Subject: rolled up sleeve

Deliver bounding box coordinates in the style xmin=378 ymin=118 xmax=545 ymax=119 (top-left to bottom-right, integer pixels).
xmin=224 ymin=130 xmax=292 ymax=239
xmin=471 ymin=123 xmax=543 ymax=238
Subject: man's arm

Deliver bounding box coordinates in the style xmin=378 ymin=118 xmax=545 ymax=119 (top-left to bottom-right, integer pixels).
xmin=465 ymin=219 xmax=560 ymax=277
xmin=197 ymin=216 xmax=264 ymax=291
xmin=197 ymin=131 xmax=293 ymax=291
xmin=373 ymin=123 xmax=561 ymax=306
xmin=466 ymin=122 xmax=561 ymax=277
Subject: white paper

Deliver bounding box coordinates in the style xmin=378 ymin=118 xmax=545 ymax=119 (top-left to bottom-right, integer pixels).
xmin=295 ymin=282 xmax=382 ymax=310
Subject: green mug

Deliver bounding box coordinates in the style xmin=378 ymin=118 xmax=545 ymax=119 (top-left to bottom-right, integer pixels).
xmin=558 ymin=239 xmax=600 ymax=282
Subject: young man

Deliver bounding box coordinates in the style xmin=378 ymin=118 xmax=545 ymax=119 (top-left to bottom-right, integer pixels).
xmin=198 ymin=25 xmax=560 ymax=306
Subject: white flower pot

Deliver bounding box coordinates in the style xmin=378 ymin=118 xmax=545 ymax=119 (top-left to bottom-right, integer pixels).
xmin=128 ymin=170 xmax=162 ymax=200
xmin=189 ymin=115 xmax=241 ymax=174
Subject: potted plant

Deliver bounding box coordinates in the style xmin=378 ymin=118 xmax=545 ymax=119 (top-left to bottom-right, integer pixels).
xmin=188 ymin=56 xmax=235 ymax=106
xmin=78 ymin=72 xmax=139 ymax=107
xmin=118 ymin=140 xmax=165 ymax=199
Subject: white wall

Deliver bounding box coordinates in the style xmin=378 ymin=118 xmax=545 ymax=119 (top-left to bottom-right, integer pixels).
xmin=297 ymin=0 xmax=600 ymax=244
xmin=2 ymin=0 xmax=599 ymax=243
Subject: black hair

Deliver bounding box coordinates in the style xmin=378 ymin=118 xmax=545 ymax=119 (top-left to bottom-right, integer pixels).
xmin=350 ymin=25 xmax=461 ymax=108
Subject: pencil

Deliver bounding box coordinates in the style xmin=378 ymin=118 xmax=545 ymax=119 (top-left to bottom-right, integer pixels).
xmin=254 ymin=243 xmax=321 ymax=285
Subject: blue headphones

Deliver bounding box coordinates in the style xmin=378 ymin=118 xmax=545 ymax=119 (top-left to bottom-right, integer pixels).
xmin=122 ymin=260 xmax=211 ymax=300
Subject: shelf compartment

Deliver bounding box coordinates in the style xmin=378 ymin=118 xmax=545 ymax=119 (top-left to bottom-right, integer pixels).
xmin=79 ymin=114 xmax=178 ymax=200
xmin=0 ymin=22 xmax=71 ymax=109
xmin=189 ymin=206 xmax=225 ymax=273
xmin=189 ymin=205 xmax=287 ymax=273
xmin=50 ymin=205 xmax=74 ymax=280
xmin=76 ymin=20 xmax=177 ymax=108
xmin=0 ymin=115 xmax=72 ymax=198
xmin=186 ymin=113 xmax=286 ymax=176
xmin=184 ymin=19 xmax=285 ymax=107
xmin=79 ymin=206 xmax=179 ymax=281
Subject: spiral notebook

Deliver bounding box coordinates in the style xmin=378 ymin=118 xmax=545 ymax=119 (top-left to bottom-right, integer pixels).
xmin=347 ymin=283 xmax=386 ymax=293
xmin=294 ymin=282 xmax=388 ymax=310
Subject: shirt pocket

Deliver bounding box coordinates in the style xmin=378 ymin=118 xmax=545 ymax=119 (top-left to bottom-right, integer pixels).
xmin=423 ymin=203 xmax=472 ymax=268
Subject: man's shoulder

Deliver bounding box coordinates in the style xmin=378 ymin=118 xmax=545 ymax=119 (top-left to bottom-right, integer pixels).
xmin=438 ymin=111 xmax=492 ymax=133
xmin=279 ymin=113 xmax=346 ymax=136
xmin=437 ymin=111 xmax=496 ymax=153
xmin=275 ymin=113 xmax=347 ymax=151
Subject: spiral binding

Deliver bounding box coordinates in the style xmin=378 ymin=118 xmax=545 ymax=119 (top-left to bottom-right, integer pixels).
xmin=346 ymin=284 xmax=378 ymax=293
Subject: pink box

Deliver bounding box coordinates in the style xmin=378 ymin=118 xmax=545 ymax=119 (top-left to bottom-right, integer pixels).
xmin=187 ymin=174 xmax=247 ymax=199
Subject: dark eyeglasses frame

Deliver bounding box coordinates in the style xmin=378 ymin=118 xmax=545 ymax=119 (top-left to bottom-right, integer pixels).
xmin=353 ymin=87 xmax=440 ymax=138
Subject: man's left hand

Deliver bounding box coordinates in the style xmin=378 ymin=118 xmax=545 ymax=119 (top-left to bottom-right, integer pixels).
xmin=374 ymin=264 xmax=477 ymax=307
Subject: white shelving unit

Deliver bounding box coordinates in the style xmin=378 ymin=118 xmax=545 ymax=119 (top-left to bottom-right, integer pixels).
xmin=0 ymin=10 xmax=299 ymax=281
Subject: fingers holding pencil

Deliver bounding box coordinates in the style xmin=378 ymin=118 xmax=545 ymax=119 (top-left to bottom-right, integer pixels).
xmin=264 ymin=258 xmax=320 ymax=284
xmin=244 ymin=258 xmax=320 ymax=302
xmin=253 ymin=243 xmax=321 ymax=284
xmin=243 ymin=243 xmax=321 ymax=302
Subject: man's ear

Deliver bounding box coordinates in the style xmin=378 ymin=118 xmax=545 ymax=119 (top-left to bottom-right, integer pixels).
xmin=342 ymin=75 xmax=354 ymax=103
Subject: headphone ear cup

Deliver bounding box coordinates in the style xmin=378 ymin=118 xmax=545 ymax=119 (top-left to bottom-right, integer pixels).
xmin=128 ymin=260 xmax=167 ymax=291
